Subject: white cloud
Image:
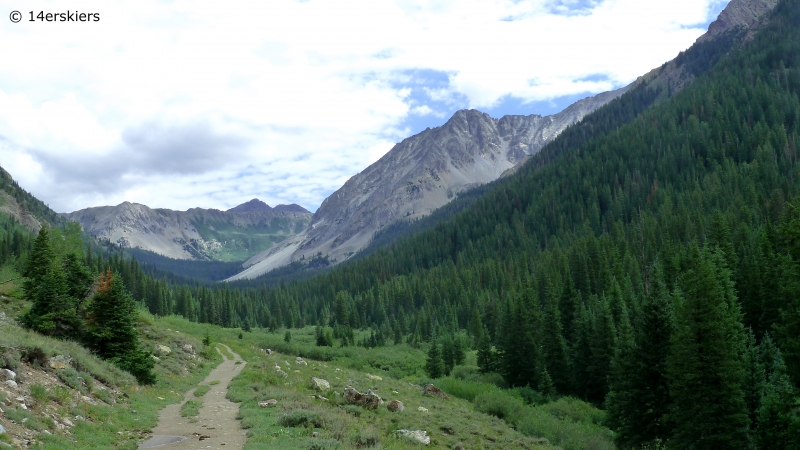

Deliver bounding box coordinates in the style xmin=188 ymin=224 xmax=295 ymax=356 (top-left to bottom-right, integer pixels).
xmin=0 ymin=0 xmax=728 ymax=213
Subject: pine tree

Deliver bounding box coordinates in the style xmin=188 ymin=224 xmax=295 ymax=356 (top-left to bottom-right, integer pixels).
xmin=477 ymin=328 xmax=497 ymax=373
xmin=756 ymin=349 xmax=800 ymax=449
xmin=425 ymin=340 xmax=445 ymax=379
xmin=85 ymin=270 xmax=154 ymax=384
xmin=666 ymin=246 xmax=749 ymax=449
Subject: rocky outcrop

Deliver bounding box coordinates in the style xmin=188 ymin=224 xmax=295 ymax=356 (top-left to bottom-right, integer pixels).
xmin=229 ymin=88 xmax=629 ymax=280
xmin=64 ymin=199 xmax=311 ymax=261
xmin=396 ymin=429 xmax=430 ymax=445
xmin=309 ymin=377 xmax=330 ymax=391
xmin=422 ymin=384 xmax=449 ymax=400
xmin=343 ymin=386 xmax=383 ymax=409
xmin=699 ymin=0 xmax=778 ymax=43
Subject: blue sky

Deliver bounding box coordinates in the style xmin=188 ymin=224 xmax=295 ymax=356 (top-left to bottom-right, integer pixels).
xmin=0 ymin=0 xmax=729 ymax=213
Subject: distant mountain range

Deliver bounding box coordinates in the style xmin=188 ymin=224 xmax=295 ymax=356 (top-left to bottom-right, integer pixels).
xmin=63 ymin=200 xmax=311 ymax=262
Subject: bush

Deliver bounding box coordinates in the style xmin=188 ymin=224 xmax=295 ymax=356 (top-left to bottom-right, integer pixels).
xmin=50 ymin=385 xmax=71 ymax=404
xmin=352 ymin=431 xmax=379 ymax=448
xmin=30 ymin=383 xmax=48 ymax=406
xmin=1 ymin=347 xmax=21 ymax=371
xmin=279 ymin=410 xmax=325 ymax=428
xmin=306 ymin=439 xmax=342 ymax=450
xmin=516 ymin=408 xmax=615 ymax=450
xmin=194 ymin=385 xmax=211 ymax=397
xmin=538 ymin=397 xmax=606 ymax=425
xmin=474 ymin=391 xmax=526 ymax=425
xmin=57 ymin=368 xmax=86 ymax=393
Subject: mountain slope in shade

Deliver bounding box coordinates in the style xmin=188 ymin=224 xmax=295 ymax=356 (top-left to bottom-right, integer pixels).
xmin=229 ymin=87 xmax=630 ymax=280
xmin=65 ymin=201 xmax=311 ymax=262
xmin=227 ymin=199 xmax=273 ymax=213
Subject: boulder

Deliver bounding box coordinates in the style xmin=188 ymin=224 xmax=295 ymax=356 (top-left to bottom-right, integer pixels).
xmin=276 ymin=369 xmax=288 ymax=378
xmin=3 ymin=380 xmax=17 ymax=389
xmin=295 ymin=357 xmax=308 ymax=366
xmin=48 ymin=355 xmax=71 ymax=370
xmin=181 ymin=344 xmax=194 ymax=354
xmin=417 ymin=406 xmax=428 ymax=413
xmin=0 ymin=423 xmax=5 ymax=434
xmin=309 ymin=377 xmax=330 ymax=391
xmin=258 ymin=399 xmax=278 ymax=407
xmin=153 ymin=344 xmax=171 ymax=356
xmin=422 ymin=384 xmax=449 ymax=400
xmin=396 ymin=429 xmax=430 ymax=445
xmin=387 ymin=400 xmax=404 ymax=412
xmin=264 ymin=348 xmax=273 ymax=355
xmin=365 ymin=373 xmax=382 ymax=381
xmin=0 ymin=369 xmax=15 ymax=381
xmin=343 ymin=386 xmax=383 ymax=409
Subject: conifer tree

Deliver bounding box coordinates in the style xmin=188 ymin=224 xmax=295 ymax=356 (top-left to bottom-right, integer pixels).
xmin=425 ymin=340 xmax=444 ymax=379
xmin=477 ymin=328 xmax=498 ymax=374
xmin=667 ymin=246 xmax=749 ymax=449
xmin=85 ymin=270 xmax=154 ymax=384
xmin=756 ymin=349 xmax=800 ymax=449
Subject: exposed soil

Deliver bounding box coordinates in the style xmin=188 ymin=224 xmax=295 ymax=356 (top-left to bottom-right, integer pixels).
xmin=139 ymin=344 xmax=246 ymax=449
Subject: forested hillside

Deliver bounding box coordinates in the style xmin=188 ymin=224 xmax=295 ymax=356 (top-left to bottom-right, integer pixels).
xmin=3 ymin=0 xmax=800 ymax=448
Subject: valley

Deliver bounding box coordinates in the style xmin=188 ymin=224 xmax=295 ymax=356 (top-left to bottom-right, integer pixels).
xmin=2 ymin=0 xmax=800 ymax=449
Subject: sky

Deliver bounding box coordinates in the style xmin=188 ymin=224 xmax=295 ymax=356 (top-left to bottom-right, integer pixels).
xmin=0 ymin=0 xmax=728 ymax=213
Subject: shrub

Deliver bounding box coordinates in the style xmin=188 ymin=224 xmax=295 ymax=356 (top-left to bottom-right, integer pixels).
xmin=538 ymin=397 xmax=606 ymax=425
xmin=306 ymin=439 xmax=342 ymax=450
xmin=94 ymin=388 xmax=112 ymax=404
xmin=473 ymin=391 xmax=526 ymax=426
xmin=516 ymin=408 xmax=615 ymax=450
xmin=352 ymin=431 xmax=379 ymax=448
xmin=49 ymin=385 xmax=71 ymax=405
xmin=342 ymin=405 xmax=361 ymax=417
xmin=180 ymin=400 xmax=202 ymax=418
xmin=2 ymin=347 xmax=21 ymax=371
xmin=57 ymin=368 xmax=86 ymax=393
xmin=279 ymin=410 xmax=325 ymax=428
xmin=29 ymin=383 xmax=48 ymax=406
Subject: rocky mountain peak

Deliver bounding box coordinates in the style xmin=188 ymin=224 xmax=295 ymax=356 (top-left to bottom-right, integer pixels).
xmin=227 ymin=199 xmax=273 ymax=213
xmin=699 ymin=0 xmax=778 ymax=42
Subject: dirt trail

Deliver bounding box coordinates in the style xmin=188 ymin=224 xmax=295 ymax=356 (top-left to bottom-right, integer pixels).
xmin=139 ymin=344 xmax=247 ymax=449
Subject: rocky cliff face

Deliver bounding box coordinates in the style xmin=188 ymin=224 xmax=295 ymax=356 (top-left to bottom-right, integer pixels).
xmin=699 ymin=0 xmax=778 ymax=43
xmin=229 ymin=88 xmax=629 ymax=280
xmin=65 ymin=200 xmax=311 ymax=261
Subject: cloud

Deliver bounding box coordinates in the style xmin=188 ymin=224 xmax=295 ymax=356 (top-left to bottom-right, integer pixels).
xmin=0 ymin=0 xmax=729 ymax=213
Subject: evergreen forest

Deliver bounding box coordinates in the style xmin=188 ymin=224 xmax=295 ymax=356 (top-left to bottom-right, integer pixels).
xmin=3 ymin=1 xmax=800 ymax=448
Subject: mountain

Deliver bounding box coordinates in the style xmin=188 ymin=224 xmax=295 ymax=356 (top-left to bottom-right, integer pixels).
xmin=228 ymin=0 xmax=780 ymax=282
xmin=230 ymin=88 xmax=631 ymax=280
xmin=64 ymin=200 xmax=312 ymax=262
xmin=0 ymin=166 xmax=68 ymax=233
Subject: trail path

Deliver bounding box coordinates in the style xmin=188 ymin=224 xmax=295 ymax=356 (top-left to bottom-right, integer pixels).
xmin=139 ymin=344 xmax=247 ymax=449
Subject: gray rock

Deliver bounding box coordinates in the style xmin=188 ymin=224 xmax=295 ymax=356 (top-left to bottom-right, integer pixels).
xmin=422 ymin=383 xmax=449 ymax=400
xmin=295 ymin=357 xmax=307 ymax=366
xmin=153 ymin=344 xmax=171 ymax=356
xmin=309 ymin=377 xmax=330 ymax=391
xmin=0 ymin=369 xmax=15 ymax=381
xmin=0 ymin=423 xmax=6 ymax=434
xmin=180 ymin=344 xmax=194 ymax=354
xmin=387 ymin=400 xmax=404 ymax=412
xmin=49 ymin=355 xmax=71 ymax=369
xmin=396 ymin=429 xmax=430 ymax=445
xmin=258 ymin=399 xmax=277 ymax=407
xmin=3 ymin=380 xmax=17 ymax=389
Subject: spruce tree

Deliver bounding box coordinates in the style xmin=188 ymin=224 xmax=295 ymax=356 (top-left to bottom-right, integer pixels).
xmin=477 ymin=328 xmax=497 ymax=373
xmin=756 ymin=349 xmax=800 ymax=449
xmin=425 ymin=340 xmax=444 ymax=379
xmin=85 ymin=270 xmax=154 ymax=384
xmin=666 ymin=246 xmax=749 ymax=449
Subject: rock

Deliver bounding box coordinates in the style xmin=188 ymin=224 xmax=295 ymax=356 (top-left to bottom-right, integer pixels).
xmin=0 ymin=369 xmax=15 ymax=381
xmin=181 ymin=344 xmax=194 ymax=354
xmin=276 ymin=370 xmax=288 ymax=378
xmin=3 ymin=380 xmax=17 ymax=389
xmin=153 ymin=344 xmax=171 ymax=356
xmin=48 ymin=355 xmax=71 ymax=370
xmin=387 ymin=400 xmax=404 ymax=412
xmin=309 ymin=377 xmax=330 ymax=391
xmin=365 ymin=373 xmax=382 ymax=381
xmin=396 ymin=429 xmax=430 ymax=445
xmin=263 ymin=348 xmax=273 ymax=355
xmin=258 ymin=399 xmax=277 ymax=407
xmin=422 ymin=384 xmax=449 ymax=400
xmin=62 ymin=418 xmax=74 ymax=427
xmin=295 ymin=357 xmax=307 ymax=366
xmin=343 ymin=386 xmax=383 ymax=409
xmin=0 ymin=423 xmax=5 ymax=434
xmin=151 ymin=355 xmax=160 ymax=362
xmin=418 ymin=406 xmax=428 ymax=413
